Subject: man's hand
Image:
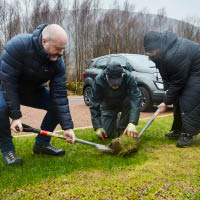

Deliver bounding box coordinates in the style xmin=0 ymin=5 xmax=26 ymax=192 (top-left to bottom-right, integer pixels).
xmin=158 ymin=102 xmax=167 ymax=112
xmin=123 ymin=123 xmax=138 ymax=138
xmin=10 ymin=118 xmax=22 ymax=133
xmin=96 ymin=128 xmax=107 ymax=141
xmin=63 ymin=129 xmax=75 ymax=144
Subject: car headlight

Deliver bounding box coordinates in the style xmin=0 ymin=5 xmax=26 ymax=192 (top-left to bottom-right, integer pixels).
xmin=153 ymin=72 xmax=162 ymax=79
xmin=154 ymin=82 xmax=164 ymax=90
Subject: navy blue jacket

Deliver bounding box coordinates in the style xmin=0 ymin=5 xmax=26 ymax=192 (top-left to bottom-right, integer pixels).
xmin=0 ymin=24 xmax=74 ymax=130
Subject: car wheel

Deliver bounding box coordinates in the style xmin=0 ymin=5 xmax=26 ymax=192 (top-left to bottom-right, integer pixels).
xmin=139 ymin=86 xmax=153 ymax=112
xmin=83 ymin=86 xmax=92 ymax=106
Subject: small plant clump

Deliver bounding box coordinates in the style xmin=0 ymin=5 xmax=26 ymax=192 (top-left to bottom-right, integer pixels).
xmin=103 ymin=135 xmax=138 ymax=156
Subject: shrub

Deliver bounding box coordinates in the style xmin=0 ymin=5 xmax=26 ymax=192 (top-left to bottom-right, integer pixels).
xmin=66 ymin=81 xmax=83 ymax=95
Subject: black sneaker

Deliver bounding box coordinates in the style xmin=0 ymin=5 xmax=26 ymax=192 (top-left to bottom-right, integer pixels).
xmin=176 ymin=133 xmax=193 ymax=148
xmin=3 ymin=151 xmax=23 ymax=166
xmin=165 ymin=130 xmax=181 ymax=139
xmin=33 ymin=144 xmax=65 ymax=156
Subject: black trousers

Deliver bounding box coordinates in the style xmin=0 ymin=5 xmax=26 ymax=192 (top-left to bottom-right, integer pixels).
xmin=100 ymin=98 xmax=131 ymax=138
xmin=172 ymin=101 xmax=200 ymax=136
xmin=170 ymin=103 xmax=182 ymax=132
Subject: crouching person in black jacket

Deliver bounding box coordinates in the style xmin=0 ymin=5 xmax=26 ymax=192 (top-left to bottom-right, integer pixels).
xmin=144 ymin=31 xmax=200 ymax=147
xmin=89 ymin=62 xmax=142 ymax=141
xmin=0 ymin=24 xmax=75 ymax=166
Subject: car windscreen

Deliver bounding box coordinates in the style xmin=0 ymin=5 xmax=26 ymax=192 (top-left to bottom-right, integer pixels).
xmin=88 ymin=60 xmax=95 ymax=68
xmin=125 ymin=55 xmax=155 ymax=69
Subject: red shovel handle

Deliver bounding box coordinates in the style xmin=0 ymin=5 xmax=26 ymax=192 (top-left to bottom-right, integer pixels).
xmin=40 ymin=130 xmax=68 ymax=139
xmin=18 ymin=124 xmax=71 ymax=140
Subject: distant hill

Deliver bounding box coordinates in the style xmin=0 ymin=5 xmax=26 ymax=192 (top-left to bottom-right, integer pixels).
xmin=96 ymin=8 xmax=198 ymax=33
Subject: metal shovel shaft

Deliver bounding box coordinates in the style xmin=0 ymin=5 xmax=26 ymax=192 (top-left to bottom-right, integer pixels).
xmin=20 ymin=124 xmax=111 ymax=151
xmin=138 ymin=108 xmax=160 ymax=138
xmin=75 ymin=137 xmax=101 ymax=147
xmin=75 ymin=138 xmax=111 ymax=150
xmin=40 ymin=130 xmax=111 ymax=151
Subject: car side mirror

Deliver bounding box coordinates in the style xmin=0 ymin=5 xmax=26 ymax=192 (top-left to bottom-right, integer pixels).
xmin=123 ymin=66 xmax=129 ymax=70
xmin=124 ymin=64 xmax=134 ymax=72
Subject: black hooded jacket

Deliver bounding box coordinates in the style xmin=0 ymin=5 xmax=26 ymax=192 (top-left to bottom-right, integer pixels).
xmin=0 ymin=24 xmax=74 ymax=130
xmin=144 ymin=31 xmax=200 ymax=114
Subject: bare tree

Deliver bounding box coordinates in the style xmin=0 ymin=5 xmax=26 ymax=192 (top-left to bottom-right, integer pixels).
xmin=70 ymin=0 xmax=97 ymax=82
xmin=6 ymin=1 xmax=21 ymax=40
xmin=90 ymin=0 xmax=100 ymax=58
xmin=153 ymin=8 xmax=167 ymax=31
xmin=52 ymin=0 xmax=69 ymax=25
xmin=120 ymin=0 xmax=135 ymax=53
xmin=180 ymin=17 xmax=200 ymax=42
xmin=177 ymin=20 xmax=196 ymax=40
xmin=78 ymin=0 xmax=93 ymax=79
xmin=2 ymin=0 xmax=200 ymax=85
xmin=0 ymin=0 xmax=9 ymax=44
xmin=70 ymin=0 xmax=80 ymax=82
xmin=29 ymin=0 xmax=52 ymax=31
xmin=20 ymin=0 xmax=32 ymax=33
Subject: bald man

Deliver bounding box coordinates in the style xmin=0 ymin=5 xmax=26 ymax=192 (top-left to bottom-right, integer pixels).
xmin=0 ymin=24 xmax=75 ymax=166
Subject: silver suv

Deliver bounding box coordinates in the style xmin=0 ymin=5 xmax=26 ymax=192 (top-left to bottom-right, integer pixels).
xmin=82 ymin=54 xmax=164 ymax=111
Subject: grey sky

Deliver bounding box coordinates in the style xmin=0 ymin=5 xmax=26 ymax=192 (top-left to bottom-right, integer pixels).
xmin=97 ymin=0 xmax=200 ymax=21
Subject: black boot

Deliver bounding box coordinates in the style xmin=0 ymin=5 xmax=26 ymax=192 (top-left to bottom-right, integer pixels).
xmin=33 ymin=144 xmax=65 ymax=156
xmin=176 ymin=133 xmax=193 ymax=148
xmin=3 ymin=151 xmax=23 ymax=166
xmin=165 ymin=130 xmax=181 ymax=139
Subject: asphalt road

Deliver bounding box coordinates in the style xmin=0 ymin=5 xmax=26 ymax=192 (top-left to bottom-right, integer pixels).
xmin=68 ymin=96 xmax=84 ymax=104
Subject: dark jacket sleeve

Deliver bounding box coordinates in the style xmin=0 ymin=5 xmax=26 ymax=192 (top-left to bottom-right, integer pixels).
xmin=162 ymin=78 xmax=169 ymax=91
xmin=49 ymin=58 xmax=74 ymax=130
xmin=163 ymin=54 xmax=191 ymax=105
xmin=127 ymin=73 xmax=142 ymax=124
xmin=89 ymin=76 xmax=103 ymax=130
xmin=0 ymin=36 xmax=25 ymax=119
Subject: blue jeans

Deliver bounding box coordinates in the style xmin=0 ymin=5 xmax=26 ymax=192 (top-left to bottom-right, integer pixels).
xmin=0 ymin=85 xmax=59 ymax=154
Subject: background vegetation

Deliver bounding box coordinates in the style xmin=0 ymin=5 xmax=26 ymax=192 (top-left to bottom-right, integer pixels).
xmin=1 ymin=0 xmax=200 ymax=83
xmin=66 ymin=81 xmax=83 ymax=95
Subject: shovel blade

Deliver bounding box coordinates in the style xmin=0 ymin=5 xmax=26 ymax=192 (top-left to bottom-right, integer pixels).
xmin=96 ymin=144 xmax=111 ymax=151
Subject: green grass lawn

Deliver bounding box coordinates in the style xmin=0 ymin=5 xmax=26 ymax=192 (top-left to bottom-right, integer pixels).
xmin=0 ymin=116 xmax=200 ymax=200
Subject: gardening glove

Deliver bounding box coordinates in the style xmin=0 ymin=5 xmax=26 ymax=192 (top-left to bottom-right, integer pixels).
xmin=123 ymin=123 xmax=138 ymax=138
xmin=64 ymin=129 xmax=75 ymax=144
xmin=96 ymin=128 xmax=107 ymax=141
xmin=11 ymin=118 xmax=23 ymax=133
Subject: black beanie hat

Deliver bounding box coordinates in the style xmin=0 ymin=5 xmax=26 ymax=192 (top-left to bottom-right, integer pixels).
xmin=105 ymin=62 xmax=124 ymax=78
xmin=143 ymin=31 xmax=162 ymax=52
xmin=105 ymin=62 xmax=124 ymax=86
